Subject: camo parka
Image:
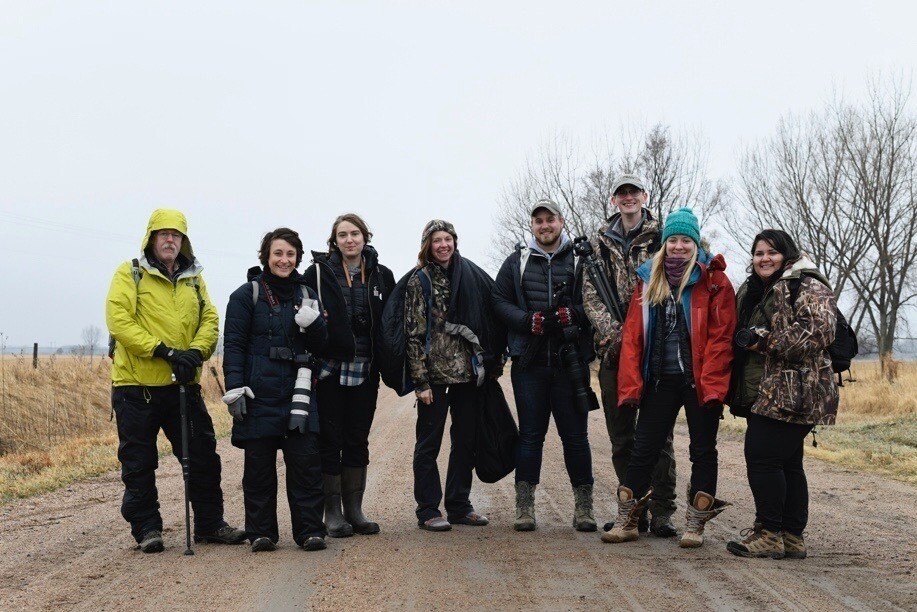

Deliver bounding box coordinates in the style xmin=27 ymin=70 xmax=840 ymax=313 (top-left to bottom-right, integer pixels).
xmin=405 ymin=262 xmax=474 ymax=391
xmin=749 ymin=258 xmax=839 ymax=426
xmin=582 ymin=211 xmax=660 ymax=362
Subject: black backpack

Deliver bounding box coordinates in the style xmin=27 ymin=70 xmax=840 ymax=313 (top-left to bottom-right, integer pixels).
xmin=788 ymin=275 xmax=859 ymax=383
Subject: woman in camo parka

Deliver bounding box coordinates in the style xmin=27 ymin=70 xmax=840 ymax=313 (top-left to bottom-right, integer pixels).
xmin=726 ymin=229 xmax=839 ymax=560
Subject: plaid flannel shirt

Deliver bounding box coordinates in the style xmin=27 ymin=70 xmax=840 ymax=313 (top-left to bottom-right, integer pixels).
xmin=318 ymin=356 xmax=370 ymax=387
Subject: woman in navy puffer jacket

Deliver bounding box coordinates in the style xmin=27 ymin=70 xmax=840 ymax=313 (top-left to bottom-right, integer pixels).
xmin=223 ymin=227 xmax=328 ymax=552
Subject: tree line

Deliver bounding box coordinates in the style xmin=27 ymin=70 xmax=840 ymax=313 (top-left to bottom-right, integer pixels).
xmin=492 ymin=75 xmax=917 ymax=367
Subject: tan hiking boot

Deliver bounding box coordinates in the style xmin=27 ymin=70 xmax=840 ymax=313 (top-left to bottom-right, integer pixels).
xmin=679 ymin=491 xmax=731 ymax=548
xmin=601 ymin=486 xmax=652 ymax=543
xmin=514 ymin=481 xmax=536 ymax=532
xmin=726 ymin=524 xmax=785 ymax=559
xmin=783 ymin=532 xmax=807 ymax=559
xmin=573 ymin=484 xmax=597 ymax=532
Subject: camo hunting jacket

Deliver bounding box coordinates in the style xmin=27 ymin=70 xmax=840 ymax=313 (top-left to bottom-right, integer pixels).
xmin=405 ymin=263 xmax=474 ymax=391
xmin=751 ymin=268 xmax=839 ymax=426
xmin=582 ymin=211 xmax=660 ymax=362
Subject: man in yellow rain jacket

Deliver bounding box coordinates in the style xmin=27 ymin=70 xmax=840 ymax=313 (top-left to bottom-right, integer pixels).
xmin=106 ymin=209 xmax=244 ymax=553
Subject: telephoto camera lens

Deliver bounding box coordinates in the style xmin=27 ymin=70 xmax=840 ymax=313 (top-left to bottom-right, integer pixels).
xmin=734 ymin=328 xmax=761 ymax=349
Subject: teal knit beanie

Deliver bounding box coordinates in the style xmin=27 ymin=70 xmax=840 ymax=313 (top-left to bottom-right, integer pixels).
xmin=662 ymin=208 xmax=700 ymax=245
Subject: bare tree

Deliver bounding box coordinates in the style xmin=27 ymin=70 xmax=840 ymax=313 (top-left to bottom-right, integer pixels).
xmin=491 ymin=124 xmax=718 ymax=265
xmin=729 ymin=74 xmax=917 ymax=364
xmin=81 ymin=325 xmax=102 ymax=366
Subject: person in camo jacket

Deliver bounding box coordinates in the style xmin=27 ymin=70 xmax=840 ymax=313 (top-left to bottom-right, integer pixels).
xmin=405 ymin=219 xmax=504 ymax=532
xmin=581 ymin=174 xmax=678 ymax=537
xmin=726 ymin=229 xmax=839 ymax=560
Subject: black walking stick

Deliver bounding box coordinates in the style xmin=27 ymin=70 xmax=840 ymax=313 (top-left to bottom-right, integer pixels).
xmin=178 ymin=383 xmax=194 ymax=556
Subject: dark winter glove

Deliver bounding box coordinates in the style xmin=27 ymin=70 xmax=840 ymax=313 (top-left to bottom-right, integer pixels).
xmin=556 ymin=306 xmax=577 ymax=327
xmin=171 ymin=349 xmax=203 ymax=384
xmin=704 ymin=400 xmax=724 ymax=412
xmin=153 ymin=343 xmax=179 ymax=363
xmin=530 ymin=311 xmax=547 ymax=336
xmin=288 ymin=408 xmax=308 ymax=434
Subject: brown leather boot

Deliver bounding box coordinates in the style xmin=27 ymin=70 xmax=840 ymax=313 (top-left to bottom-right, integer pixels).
xmin=601 ymin=486 xmax=652 ymax=543
xmin=679 ymin=491 xmax=730 ymax=548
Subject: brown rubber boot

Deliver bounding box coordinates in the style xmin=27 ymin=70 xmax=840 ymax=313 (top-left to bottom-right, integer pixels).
xmin=679 ymin=491 xmax=730 ymax=548
xmin=601 ymin=486 xmax=653 ymax=543
xmin=727 ymin=524 xmax=785 ymax=559
xmin=783 ymin=532 xmax=807 ymax=559
xmin=323 ymin=473 xmax=354 ymax=538
xmin=341 ymin=466 xmax=380 ymax=535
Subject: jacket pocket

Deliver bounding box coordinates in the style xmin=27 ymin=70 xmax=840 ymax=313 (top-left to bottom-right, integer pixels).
xmin=776 ymin=369 xmax=805 ymax=415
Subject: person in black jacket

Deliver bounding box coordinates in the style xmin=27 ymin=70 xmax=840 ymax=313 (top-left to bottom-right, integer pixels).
xmin=302 ymin=214 xmax=395 ymax=537
xmin=222 ymin=228 xmax=328 ymax=552
xmin=493 ymin=199 xmax=596 ymax=533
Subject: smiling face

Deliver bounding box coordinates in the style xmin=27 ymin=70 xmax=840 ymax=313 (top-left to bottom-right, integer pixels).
xmin=665 ymin=234 xmax=696 ymax=259
xmin=429 ymin=230 xmax=455 ymax=265
xmin=752 ymin=239 xmax=785 ymax=280
xmin=334 ymin=220 xmax=365 ymax=260
xmin=268 ymin=238 xmax=297 ymax=278
xmin=152 ymin=228 xmax=183 ymax=267
xmin=611 ymin=184 xmax=648 ymax=216
xmin=530 ymin=208 xmax=564 ymax=250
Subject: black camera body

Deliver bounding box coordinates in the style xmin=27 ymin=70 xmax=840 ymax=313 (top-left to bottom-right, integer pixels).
xmin=572 ymin=235 xmax=594 ymax=257
xmin=269 ymin=346 xmax=316 ymax=368
xmin=351 ymin=313 xmax=371 ymax=336
xmin=735 ymin=327 xmax=767 ymax=349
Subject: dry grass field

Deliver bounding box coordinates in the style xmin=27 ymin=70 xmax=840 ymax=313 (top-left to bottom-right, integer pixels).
xmin=1 ymin=357 xmax=915 ymax=502
xmin=716 ymin=360 xmax=917 ymax=483
xmin=0 ymin=355 xmax=230 ymax=501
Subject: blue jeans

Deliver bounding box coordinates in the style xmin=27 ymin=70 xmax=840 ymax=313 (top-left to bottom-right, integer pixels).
xmin=511 ymin=362 xmax=594 ymax=487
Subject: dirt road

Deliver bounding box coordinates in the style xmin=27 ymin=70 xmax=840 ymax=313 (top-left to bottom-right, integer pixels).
xmin=2 ymin=381 xmax=915 ymax=611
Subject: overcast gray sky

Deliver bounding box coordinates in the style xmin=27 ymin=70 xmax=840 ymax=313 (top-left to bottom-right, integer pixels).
xmin=0 ymin=1 xmax=913 ymax=347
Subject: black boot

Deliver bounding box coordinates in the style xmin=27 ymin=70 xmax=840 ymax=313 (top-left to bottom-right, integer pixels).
xmin=341 ymin=466 xmax=380 ymax=535
xmin=323 ymin=473 xmax=354 ymax=538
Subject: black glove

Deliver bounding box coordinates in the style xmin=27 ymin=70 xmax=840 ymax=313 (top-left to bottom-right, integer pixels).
xmin=288 ymin=409 xmax=308 ymax=434
xmin=153 ymin=343 xmax=179 ymax=363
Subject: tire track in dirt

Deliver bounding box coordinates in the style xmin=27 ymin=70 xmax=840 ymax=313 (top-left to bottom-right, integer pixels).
xmin=1 ymin=378 xmax=915 ymax=611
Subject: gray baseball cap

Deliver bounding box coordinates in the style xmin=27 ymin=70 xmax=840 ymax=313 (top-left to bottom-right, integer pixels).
xmin=611 ymin=173 xmax=647 ymax=194
xmin=530 ymin=198 xmax=562 ymax=217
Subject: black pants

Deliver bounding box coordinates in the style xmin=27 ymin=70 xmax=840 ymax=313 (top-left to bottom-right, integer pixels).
xmin=413 ymin=382 xmax=477 ymax=523
xmin=599 ymin=360 xmax=677 ymax=517
xmin=317 ymin=375 xmax=379 ymax=475
xmin=745 ymin=413 xmax=813 ymax=536
xmin=242 ymin=433 xmax=324 ymax=545
xmin=113 ymin=385 xmax=226 ymax=543
xmin=624 ymin=375 xmax=721 ymax=501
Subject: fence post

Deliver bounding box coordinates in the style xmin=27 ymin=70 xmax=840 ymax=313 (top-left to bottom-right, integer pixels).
xmin=33 ymin=343 xmax=38 ymax=369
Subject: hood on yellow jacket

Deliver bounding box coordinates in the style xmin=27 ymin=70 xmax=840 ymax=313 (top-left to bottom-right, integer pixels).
xmin=142 ymin=208 xmax=195 ymax=261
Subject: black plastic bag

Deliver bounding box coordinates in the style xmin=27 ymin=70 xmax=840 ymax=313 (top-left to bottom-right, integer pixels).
xmin=474 ymin=379 xmax=518 ymax=483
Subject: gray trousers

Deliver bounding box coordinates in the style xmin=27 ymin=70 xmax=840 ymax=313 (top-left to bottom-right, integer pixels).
xmin=599 ymin=359 xmax=677 ymax=517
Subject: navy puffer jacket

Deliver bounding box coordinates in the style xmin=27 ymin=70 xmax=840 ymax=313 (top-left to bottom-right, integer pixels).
xmin=223 ymin=269 xmax=328 ymax=447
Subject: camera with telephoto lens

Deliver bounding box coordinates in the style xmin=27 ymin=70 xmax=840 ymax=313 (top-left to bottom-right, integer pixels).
xmin=735 ymin=326 xmax=767 ymax=349
xmin=552 ymin=282 xmax=600 ymax=414
xmin=270 ymin=346 xmax=317 ymax=369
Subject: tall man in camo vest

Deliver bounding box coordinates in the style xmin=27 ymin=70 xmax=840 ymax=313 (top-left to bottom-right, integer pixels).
xmin=581 ymin=174 xmax=679 ymax=537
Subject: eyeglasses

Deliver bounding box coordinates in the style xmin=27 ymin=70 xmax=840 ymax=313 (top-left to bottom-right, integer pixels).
xmin=157 ymin=231 xmax=183 ymax=241
xmin=614 ymin=187 xmax=644 ymax=197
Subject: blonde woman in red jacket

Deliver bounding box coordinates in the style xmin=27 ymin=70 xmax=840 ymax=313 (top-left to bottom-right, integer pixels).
xmin=602 ymin=208 xmax=736 ymax=548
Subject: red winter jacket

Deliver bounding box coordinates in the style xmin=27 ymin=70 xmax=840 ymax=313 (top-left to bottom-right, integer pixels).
xmin=618 ymin=253 xmax=736 ymax=408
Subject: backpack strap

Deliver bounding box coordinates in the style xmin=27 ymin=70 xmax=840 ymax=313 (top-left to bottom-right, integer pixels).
xmin=109 ymin=260 xmax=144 ymax=361
xmin=316 ymin=262 xmax=323 ymax=304
xmin=251 ymin=280 xmax=259 ymax=305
